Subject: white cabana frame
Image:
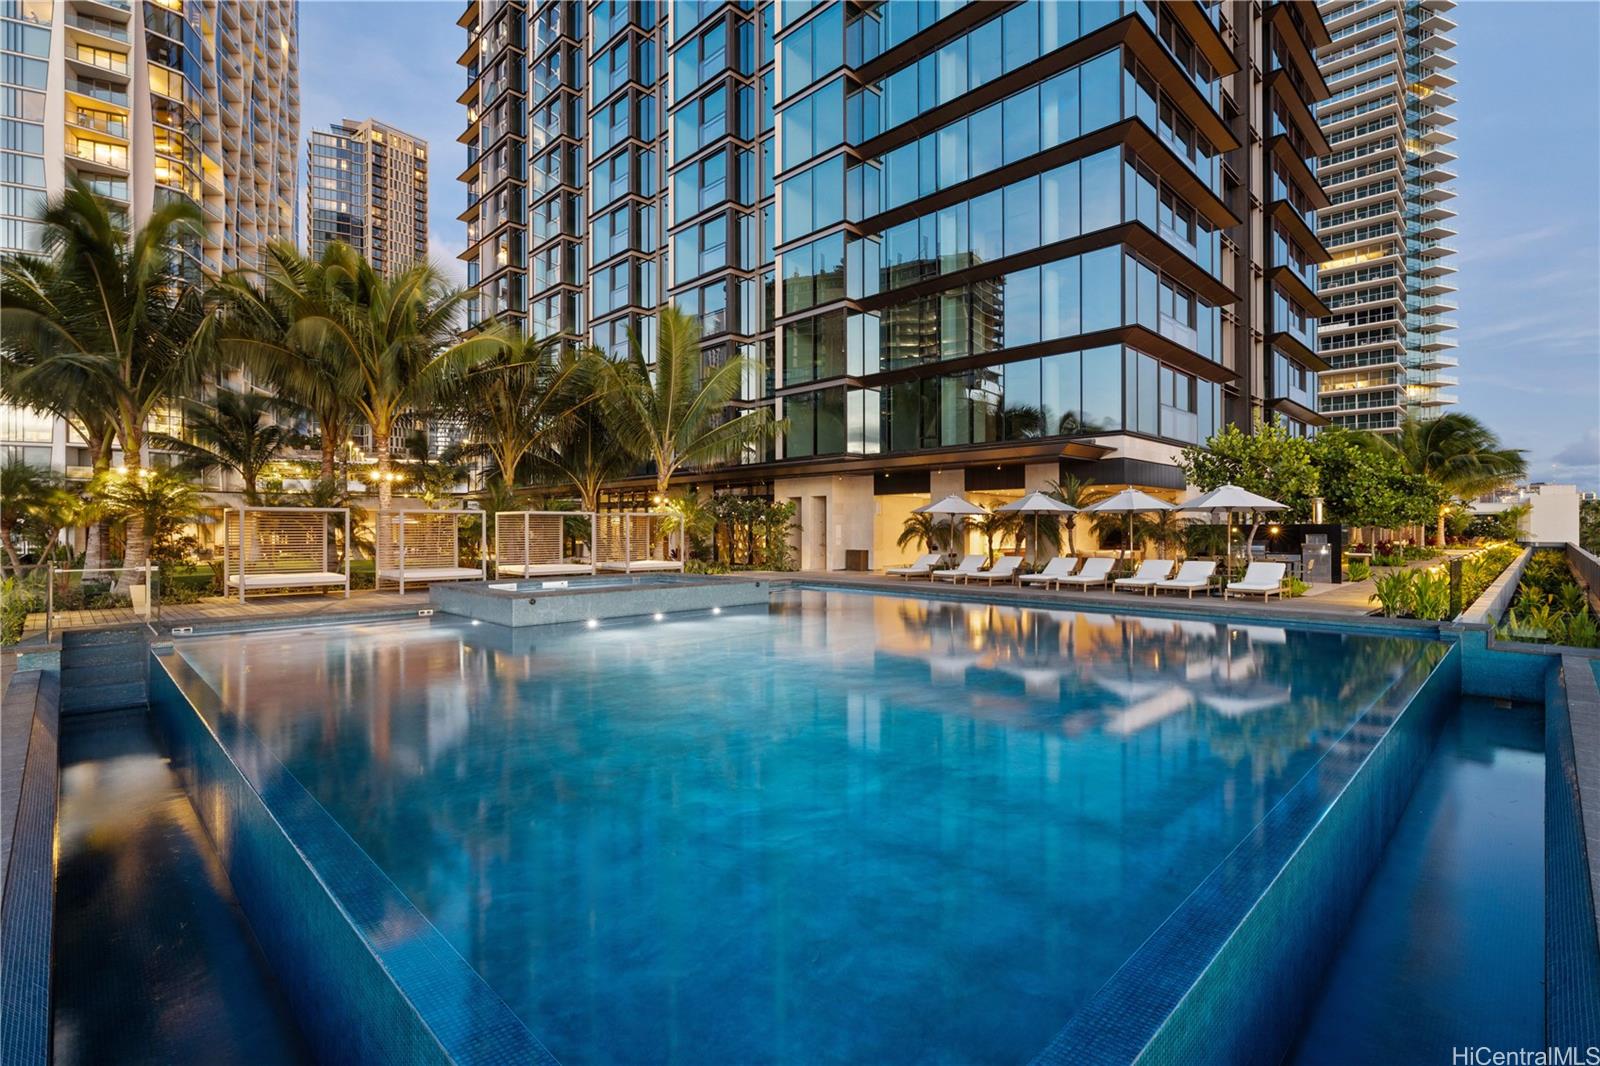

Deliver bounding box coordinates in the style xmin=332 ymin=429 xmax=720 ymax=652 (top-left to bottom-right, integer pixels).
xmin=376 ymin=509 xmax=488 ymax=595
xmin=594 ymin=511 xmax=685 ymax=573
xmin=223 ymin=506 xmax=351 ymax=603
xmin=494 ymin=510 xmax=597 ymax=577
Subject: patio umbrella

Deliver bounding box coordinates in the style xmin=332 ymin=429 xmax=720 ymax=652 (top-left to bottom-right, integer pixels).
xmin=1178 ymin=484 xmax=1287 ymax=569
xmin=913 ymin=495 xmax=988 ymax=562
xmin=997 ymin=491 xmax=1079 ymax=566
xmin=1083 ymin=488 xmax=1176 ymax=566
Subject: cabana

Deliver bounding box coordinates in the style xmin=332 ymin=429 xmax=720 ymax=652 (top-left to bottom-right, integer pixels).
xmin=223 ymin=506 xmax=351 ymax=603
xmin=376 ymin=509 xmax=487 ymax=595
xmin=494 ymin=510 xmax=596 ymax=577
xmin=594 ymin=511 xmax=684 ymax=573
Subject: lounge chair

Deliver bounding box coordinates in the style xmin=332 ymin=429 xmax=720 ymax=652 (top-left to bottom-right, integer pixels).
xmin=1059 ymin=557 xmax=1115 ymax=590
xmin=932 ymin=554 xmax=986 ymax=583
xmin=885 ymin=553 xmax=940 ymax=579
xmin=970 ymin=555 xmax=1024 ymax=585
xmin=1225 ymin=562 xmax=1288 ymax=601
xmin=1019 ymin=557 xmax=1079 ymax=590
xmin=1114 ymin=559 xmax=1175 ymax=595
xmin=1153 ymin=560 xmax=1218 ymax=598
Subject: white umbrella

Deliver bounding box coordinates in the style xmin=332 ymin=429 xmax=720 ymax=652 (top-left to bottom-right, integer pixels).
xmin=912 ymin=495 xmax=988 ymax=561
xmin=1084 ymin=488 xmax=1176 ymax=565
xmin=997 ymin=491 xmax=1078 ymax=565
xmin=1178 ymin=484 xmax=1287 ymax=567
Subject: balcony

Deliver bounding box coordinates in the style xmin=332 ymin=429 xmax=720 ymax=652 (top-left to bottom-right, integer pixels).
xmin=1415 ymin=352 xmax=1458 ymax=370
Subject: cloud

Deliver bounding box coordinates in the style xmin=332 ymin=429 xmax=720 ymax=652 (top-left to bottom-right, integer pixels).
xmin=429 ymin=232 xmax=467 ymax=287
xmin=1552 ymin=427 xmax=1600 ymax=469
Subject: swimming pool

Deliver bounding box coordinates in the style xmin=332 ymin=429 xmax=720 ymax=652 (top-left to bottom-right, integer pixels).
xmin=163 ymin=588 xmax=1448 ymax=1064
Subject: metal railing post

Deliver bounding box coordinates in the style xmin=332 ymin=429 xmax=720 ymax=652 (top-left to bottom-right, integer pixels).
xmin=45 ymin=562 xmax=53 ymax=644
xmin=1448 ymin=557 xmax=1463 ymax=619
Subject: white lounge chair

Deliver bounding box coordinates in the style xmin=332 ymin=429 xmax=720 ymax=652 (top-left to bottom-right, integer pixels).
xmin=1059 ymin=557 xmax=1115 ymax=590
xmin=932 ymin=554 xmax=986 ymax=583
xmin=970 ymin=555 xmax=1024 ymax=585
xmin=1114 ymin=559 xmax=1175 ymax=595
xmin=1225 ymin=561 xmax=1288 ymax=601
xmin=1153 ymin=560 xmax=1218 ymax=598
xmin=1019 ymin=557 xmax=1079 ymax=589
xmin=885 ymin=553 xmax=940 ymax=579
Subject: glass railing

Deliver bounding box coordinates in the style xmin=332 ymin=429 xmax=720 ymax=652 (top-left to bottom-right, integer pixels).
xmin=67 ymin=14 xmax=130 ymax=41
xmin=68 ymin=111 xmax=128 ymax=138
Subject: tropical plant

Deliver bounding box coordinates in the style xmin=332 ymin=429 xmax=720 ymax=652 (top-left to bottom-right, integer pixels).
xmin=1411 ymin=569 xmax=1451 ymax=621
xmin=269 ymin=245 xmax=500 ymax=508
xmin=149 ymin=388 xmax=295 ymax=503
xmin=1178 ymin=419 xmax=1319 ymax=554
xmin=658 ymin=494 xmax=715 ymax=560
xmin=0 ymin=460 xmax=74 ymax=576
xmin=1310 ymin=426 xmax=1442 ymax=530
xmin=93 ymin=467 xmax=204 ymax=574
xmin=1044 ymin=474 xmax=1096 ymax=555
xmin=1345 ymin=559 xmax=1371 ymax=582
xmin=1581 ymin=498 xmax=1600 ymax=556
xmin=898 ymin=512 xmax=947 ymax=557
xmin=203 ymin=242 xmax=359 ymax=484
xmin=597 ymin=307 xmax=777 ymax=497
xmin=974 ymin=511 xmax=1019 ymax=563
xmin=532 ymin=389 xmax=637 ymax=512
xmin=0 ymin=176 xmax=210 ymax=574
xmin=1 ymin=577 xmax=40 ymax=645
xmin=1381 ymin=413 xmax=1527 ymax=546
xmin=1370 ymin=569 xmax=1416 ymax=617
xmin=442 ymin=330 xmax=588 ymax=488
xmin=391 ymin=431 xmax=470 ymax=506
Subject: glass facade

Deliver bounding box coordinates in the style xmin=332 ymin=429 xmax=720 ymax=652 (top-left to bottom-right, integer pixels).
xmin=308 ymin=119 xmax=428 ymax=276
xmin=1314 ymin=0 xmax=1458 ymax=435
xmin=458 ymin=0 xmax=1333 ymax=478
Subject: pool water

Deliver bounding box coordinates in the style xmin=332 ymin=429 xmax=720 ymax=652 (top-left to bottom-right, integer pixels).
xmin=174 ymin=589 xmax=1444 ymax=1064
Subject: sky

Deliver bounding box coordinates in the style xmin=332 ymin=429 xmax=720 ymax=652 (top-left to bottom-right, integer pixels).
xmin=297 ymin=0 xmax=1600 ymax=491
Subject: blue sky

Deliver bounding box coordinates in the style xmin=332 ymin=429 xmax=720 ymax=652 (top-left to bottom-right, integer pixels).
xmin=298 ymin=0 xmax=1600 ymax=490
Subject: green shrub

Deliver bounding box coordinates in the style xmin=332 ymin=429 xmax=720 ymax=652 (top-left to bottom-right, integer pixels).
xmin=1345 ymin=560 xmax=1371 ymax=582
xmin=1494 ymin=549 xmax=1599 ymax=647
xmin=1371 ymin=570 xmax=1415 ymax=617
xmin=1 ymin=578 xmax=41 ymax=645
xmin=1411 ymin=570 xmax=1451 ymax=621
xmin=1284 ymin=577 xmax=1310 ymax=598
xmin=685 ymin=559 xmax=732 ymax=575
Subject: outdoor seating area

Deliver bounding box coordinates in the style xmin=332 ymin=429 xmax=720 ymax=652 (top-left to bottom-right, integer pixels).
xmin=594 ymin=511 xmax=685 ymax=573
xmin=495 ymin=510 xmax=595 ymax=577
xmin=223 ymin=506 xmax=351 ymax=603
xmin=375 ymin=509 xmax=486 ymax=595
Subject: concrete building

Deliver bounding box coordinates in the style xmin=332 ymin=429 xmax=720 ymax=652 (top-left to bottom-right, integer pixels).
xmin=1314 ymin=0 xmax=1458 ymax=434
xmin=1473 ymin=484 xmax=1583 ymax=547
xmin=457 ymin=1 xmax=1332 ymax=569
xmin=0 ymin=0 xmax=300 ymax=477
xmin=307 ymin=117 xmax=429 ymax=274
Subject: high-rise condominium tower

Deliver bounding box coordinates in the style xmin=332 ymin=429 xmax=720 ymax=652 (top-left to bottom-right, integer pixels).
xmin=1314 ymin=0 xmax=1458 ymax=434
xmin=0 ymin=0 xmax=299 ymax=475
xmin=459 ymin=1 xmax=1331 ymax=565
xmin=307 ymin=117 xmax=429 ymax=274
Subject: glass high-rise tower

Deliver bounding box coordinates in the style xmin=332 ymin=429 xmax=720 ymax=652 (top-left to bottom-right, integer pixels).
xmin=458 ymin=1 xmax=1332 ymax=567
xmin=0 ymin=0 xmax=299 ymax=476
xmin=307 ymin=117 xmax=430 ymax=275
xmin=1314 ymin=0 xmax=1458 ymax=434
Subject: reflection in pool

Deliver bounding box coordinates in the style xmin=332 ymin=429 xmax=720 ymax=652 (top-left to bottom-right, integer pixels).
xmin=175 ymin=589 xmax=1442 ymax=1064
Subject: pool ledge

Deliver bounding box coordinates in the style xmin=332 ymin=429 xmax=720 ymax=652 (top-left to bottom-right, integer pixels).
xmin=1033 ymin=640 xmax=1460 ymax=1065
xmin=148 ymin=648 xmax=555 ymax=1066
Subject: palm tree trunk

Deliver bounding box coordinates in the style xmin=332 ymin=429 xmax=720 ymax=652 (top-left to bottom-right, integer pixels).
xmin=375 ymin=431 xmax=392 ymax=511
xmin=1436 ymin=508 xmax=1447 ymax=548
xmin=321 ymin=436 xmax=338 ymax=484
xmin=120 ymin=426 xmax=148 ymax=586
xmin=84 ymin=431 xmax=112 ymax=571
xmin=0 ymin=529 xmax=23 ymax=577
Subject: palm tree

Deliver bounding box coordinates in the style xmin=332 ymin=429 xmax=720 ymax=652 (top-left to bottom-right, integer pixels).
xmin=267 ymin=246 xmax=498 ymax=509
xmin=1 ymin=176 xmax=208 ymax=574
xmin=443 ymin=329 xmax=589 ymax=489
xmin=0 ymin=460 xmax=73 ymax=576
xmin=93 ymin=467 xmax=204 ymax=574
xmin=150 ymin=389 xmax=295 ymax=503
xmin=1382 ymin=413 xmax=1527 ymax=546
xmin=532 ymin=394 xmax=636 ymax=512
xmin=897 ymin=513 xmax=947 ymax=557
xmin=203 ymin=242 xmax=360 ymax=485
xmin=974 ymin=510 xmax=1020 ymax=563
xmin=597 ymin=307 xmax=777 ymax=499
xmin=1045 ymin=474 xmax=1096 ymax=556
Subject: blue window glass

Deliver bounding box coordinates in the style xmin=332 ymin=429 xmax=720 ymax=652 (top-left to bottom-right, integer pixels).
xmin=970 ymin=190 xmax=1003 ymax=267
xmin=1004 ymin=267 xmax=1040 ymax=348
xmin=969 ymin=17 xmax=1001 ymax=87
xmin=1042 ymin=162 xmax=1080 ymax=243
xmin=1081 ymin=50 xmax=1121 ymax=133
xmin=1081 ymin=246 xmax=1121 ymax=333
xmin=1041 ymin=68 xmax=1080 ymax=148
xmin=1040 ymin=0 xmax=1079 ymax=52
xmin=1002 ymin=3 xmax=1039 ymax=72
xmin=1042 ymin=350 xmax=1082 ymax=435
xmin=935 ymin=36 xmax=967 ymax=105
xmin=937 ymin=122 xmax=967 ymax=189
xmin=1003 ymin=86 xmax=1040 ymax=165
xmin=1002 ymin=358 xmax=1042 ymax=439
xmin=883 ymin=142 xmax=917 ymax=210
xmin=1081 ymin=148 xmax=1121 ymax=231
xmin=1004 ymin=176 xmax=1040 ymax=257
xmin=778 ymin=3 xmax=843 ymax=100
xmin=1081 ymin=344 xmax=1122 ymax=430
xmin=968 ymin=104 xmax=1001 ymax=177
xmin=1042 ymin=258 xmax=1080 ymax=339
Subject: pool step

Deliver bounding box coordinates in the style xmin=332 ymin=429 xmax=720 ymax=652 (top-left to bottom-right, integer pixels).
xmin=59 ymin=625 xmax=149 ymax=714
